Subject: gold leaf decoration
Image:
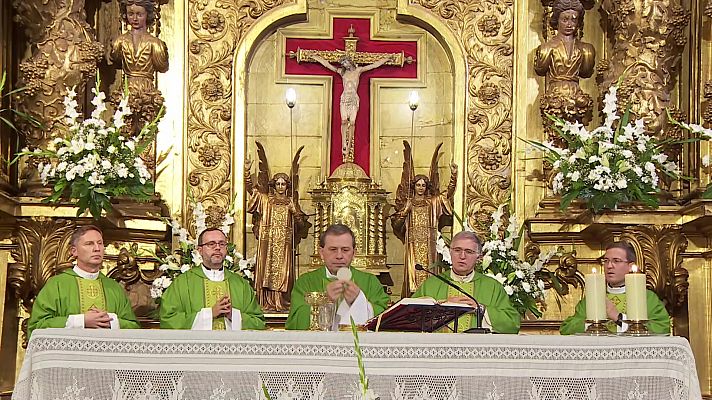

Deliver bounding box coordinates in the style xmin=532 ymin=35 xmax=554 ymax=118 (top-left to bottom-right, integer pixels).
xmin=411 ymin=0 xmax=514 ymax=238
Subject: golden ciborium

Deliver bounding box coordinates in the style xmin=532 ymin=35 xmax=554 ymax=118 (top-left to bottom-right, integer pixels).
xmin=304 ymin=291 xmax=329 ymax=331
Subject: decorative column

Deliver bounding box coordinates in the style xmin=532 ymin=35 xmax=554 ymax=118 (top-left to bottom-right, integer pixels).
xmin=11 ymin=0 xmax=103 ymax=195
xmin=598 ymin=0 xmax=690 ymax=156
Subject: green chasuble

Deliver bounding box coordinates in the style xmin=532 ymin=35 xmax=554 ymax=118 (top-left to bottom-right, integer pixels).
xmin=160 ymin=267 xmax=265 ymax=330
xmin=286 ymin=266 xmax=390 ymax=330
xmin=560 ymin=289 xmax=670 ymax=335
xmin=412 ymin=269 xmax=520 ymax=334
xmin=27 ymin=269 xmax=140 ymax=338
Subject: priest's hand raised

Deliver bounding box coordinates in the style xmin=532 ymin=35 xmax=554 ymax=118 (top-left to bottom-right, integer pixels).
xmin=325 ymin=280 xmax=346 ymax=302
xmin=84 ymin=308 xmax=112 ymax=329
xmin=212 ymin=295 xmax=232 ymax=320
xmin=343 ymin=281 xmax=362 ymax=305
xmin=326 ymin=279 xmax=362 ymax=305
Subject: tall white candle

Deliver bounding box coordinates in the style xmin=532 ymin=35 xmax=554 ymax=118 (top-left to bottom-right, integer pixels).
xmin=585 ymin=267 xmax=607 ymax=321
xmin=625 ymin=264 xmax=648 ymax=320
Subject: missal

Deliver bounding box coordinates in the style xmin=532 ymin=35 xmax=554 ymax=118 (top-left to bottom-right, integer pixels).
xmin=365 ymin=297 xmax=474 ymax=332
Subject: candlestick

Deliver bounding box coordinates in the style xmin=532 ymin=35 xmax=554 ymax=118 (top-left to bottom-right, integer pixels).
xmin=625 ymin=264 xmax=648 ymax=320
xmin=585 ymin=268 xmax=606 ymax=321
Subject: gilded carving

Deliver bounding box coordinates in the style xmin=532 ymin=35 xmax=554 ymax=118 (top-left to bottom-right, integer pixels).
xmin=535 ymin=0 xmax=595 ymax=147
xmin=108 ymin=246 xmax=163 ymax=318
xmin=110 ymin=0 xmax=170 ymax=178
xmin=598 ymin=0 xmax=690 ymax=141
xmin=12 ymin=0 xmax=103 ymax=194
xmin=187 ymin=0 xmax=287 ymax=225
xmin=617 ymin=226 xmax=688 ymax=335
xmin=411 ymin=0 xmax=514 ymax=237
xmin=8 ymin=218 xmax=75 ymax=344
xmin=704 ymin=81 xmax=712 ymax=125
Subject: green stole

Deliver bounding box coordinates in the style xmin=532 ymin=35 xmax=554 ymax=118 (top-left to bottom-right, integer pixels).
xmin=76 ymin=277 xmax=107 ymax=312
xmin=446 ymin=280 xmax=475 ymax=333
xmin=606 ymin=292 xmax=627 ymax=333
xmin=204 ymin=279 xmax=230 ymax=330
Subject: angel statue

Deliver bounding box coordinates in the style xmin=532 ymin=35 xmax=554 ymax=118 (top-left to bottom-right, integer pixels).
xmin=391 ymin=141 xmax=458 ymax=297
xmin=245 ymin=142 xmax=312 ymax=312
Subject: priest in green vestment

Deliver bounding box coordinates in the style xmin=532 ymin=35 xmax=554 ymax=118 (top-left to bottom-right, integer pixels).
xmin=413 ymin=231 xmax=520 ymax=334
xmin=286 ymin=224 xmax=390 ymax=330
xmin=160 ymin=228 xmax=265 ymax=330
xmin=560 ymin=241 xmax=670 ymax=334
xmin=27 ymin=225 xmax=140 ymax=339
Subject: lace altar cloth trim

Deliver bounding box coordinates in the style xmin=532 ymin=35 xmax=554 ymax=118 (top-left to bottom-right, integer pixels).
xmin=12 ymin=329 xmax=702 ymax=400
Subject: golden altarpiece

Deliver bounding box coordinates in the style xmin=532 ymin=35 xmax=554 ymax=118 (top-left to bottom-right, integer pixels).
xmin=0 ymin=0 xmax=711 ymax=397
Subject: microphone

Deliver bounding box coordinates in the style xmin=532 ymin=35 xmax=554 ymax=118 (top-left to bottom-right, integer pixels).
xmin=415 ymin=264 xmax=490 ymax=333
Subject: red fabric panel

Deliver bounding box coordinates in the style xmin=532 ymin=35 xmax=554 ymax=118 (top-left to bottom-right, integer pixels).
xmin=285 ymin=18 xmax=417 ymax=174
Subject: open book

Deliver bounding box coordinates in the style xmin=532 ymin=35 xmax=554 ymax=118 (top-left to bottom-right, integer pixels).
xmin=365 ymin=297 xmax=475 ymax=332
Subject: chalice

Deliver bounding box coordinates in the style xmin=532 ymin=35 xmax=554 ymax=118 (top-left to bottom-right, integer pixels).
xmin=305 ymin=291 xmax=328 ymax=331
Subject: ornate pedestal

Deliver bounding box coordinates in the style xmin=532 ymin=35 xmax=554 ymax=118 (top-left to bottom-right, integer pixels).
xmin=308 ymin=163 xmax=389 ymax=276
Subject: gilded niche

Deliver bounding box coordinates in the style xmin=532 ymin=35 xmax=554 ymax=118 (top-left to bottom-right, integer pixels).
xmin=411 ymin=0 xmax=514 ymax=236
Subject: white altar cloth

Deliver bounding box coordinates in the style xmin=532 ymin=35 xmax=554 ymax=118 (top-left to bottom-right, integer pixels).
xmin=13 ymin=329 xmax=701 ymax=400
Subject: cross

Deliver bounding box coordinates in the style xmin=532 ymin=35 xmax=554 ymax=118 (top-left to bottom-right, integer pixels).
xmin=285 ymin=18 xmax=417 ymax=175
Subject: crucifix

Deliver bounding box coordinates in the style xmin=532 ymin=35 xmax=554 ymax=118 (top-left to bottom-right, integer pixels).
xmin=285 ymin=18 xmax=417 ymax=174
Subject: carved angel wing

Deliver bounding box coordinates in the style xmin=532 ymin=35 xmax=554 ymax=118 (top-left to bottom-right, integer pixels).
xmin=429 ymin=142 xmax=444 ymax=194
xmin=255 ymin=141 xmax=270 ymax=194
xmin=290 ymin=145 xmax=305 ymax=204
xmin=395 ymin=140 xmax=415 ymax=211
xmin=290 ymin=145 xmax=311 ymax=243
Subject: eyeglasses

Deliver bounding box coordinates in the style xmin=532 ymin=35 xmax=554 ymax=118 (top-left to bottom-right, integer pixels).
xmin=600 ymin=258 xmax=630 ymax=266
xmin=199 ymin=241 xmax=228 ymax=249
xmin=451 ymin=247 xmax=479 ymax=256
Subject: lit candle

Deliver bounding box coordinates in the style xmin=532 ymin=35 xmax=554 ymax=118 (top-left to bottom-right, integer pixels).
xmin=585 ymin=267 xmax=606 ymax=321
xmin=625 ymin=264 xmax=648 ymax=320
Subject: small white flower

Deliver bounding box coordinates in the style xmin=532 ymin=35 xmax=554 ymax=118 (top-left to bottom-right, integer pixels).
xmin=481 ymin=254 xmax=492 ymax=268
xmin=537 ymin=280 xmax=546 ymax=291
xmin=150 ymin=286 xmax=163 ymax=299
xmin=159 ymin=264 xmax=169 ymax=271
xmin=504 ymin=285 xmax=514 ymax=296
xmin=191 ymin=250 xmax=203 ymax=266
xmin=515 ymin=270 xmax=524 ymax=279
xmin=180 ymin=264 xmax=191 ymax=273
xmin=521 ymin=281 xmax=532 ymax=293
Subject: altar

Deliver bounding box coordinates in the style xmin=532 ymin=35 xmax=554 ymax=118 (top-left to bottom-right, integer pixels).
xmin=13 ymin=329 xmax=701 ymax=400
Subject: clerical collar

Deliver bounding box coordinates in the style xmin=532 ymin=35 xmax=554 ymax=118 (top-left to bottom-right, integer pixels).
xmin=450 ymin=269 xmax=475 ymax=283
xmin=73 ymin=265 xmax=100 ymax=280
xmin=202 ymin=265 xmax=225 ymax=282
xmin=607 ymin=285 xmax=626 ymax=294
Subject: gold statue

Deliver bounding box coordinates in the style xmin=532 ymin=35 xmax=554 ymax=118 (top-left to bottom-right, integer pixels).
xmin=311 ymin=54 xmax=393 ymax=162
xmin=110 ymin=0 xmax=169 ymax=141
xmin=534 ymin=0 xmax=595 ymax=145
xmin=391 ymin=141 xmax=458 ymax=297
xmin=245 ymin=142 xmax=311 ymax=312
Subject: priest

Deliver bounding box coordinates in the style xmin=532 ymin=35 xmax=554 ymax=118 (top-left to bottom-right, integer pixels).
xmin=27 ymin=225 xmax=140 ymax=338
xmin=286 ymin=224 xmax=389 ymax=330
xmin=413 ymin=231 xmax=520 ymax=333
xmin=160 ymin=228 xmax=265 ymax=330
xmin=560 ymin=241 xmax=670 ymax=334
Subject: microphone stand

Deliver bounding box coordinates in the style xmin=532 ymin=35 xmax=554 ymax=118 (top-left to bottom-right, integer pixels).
xmin=415 ymin=264 xmax=490 ymax=334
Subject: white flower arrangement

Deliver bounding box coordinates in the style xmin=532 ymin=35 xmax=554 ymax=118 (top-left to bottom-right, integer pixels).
xmin=436 ymin=206 xmax=559 ymax=318
xmin=479 ymin=205 xmax=558 ymax=318
xmin=15 ymin=80 xmax=157 ymax=218
xmin=667 ymin=113 xmax=712 ymax=198
xmin=150 ymin=200 xmax=255 ymax=299
xmin=526 ymin=85 xmax=681 ymax=213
